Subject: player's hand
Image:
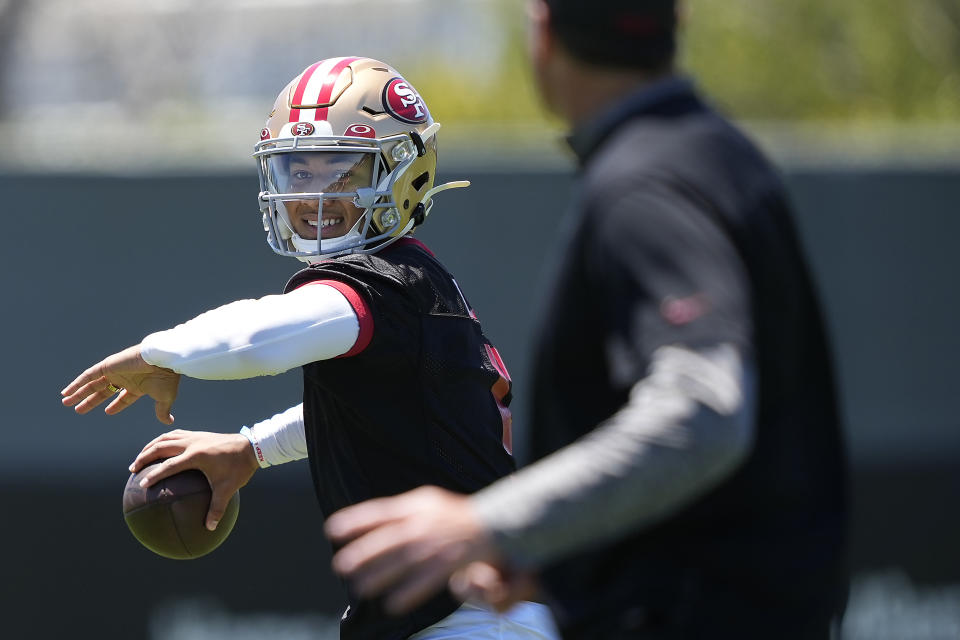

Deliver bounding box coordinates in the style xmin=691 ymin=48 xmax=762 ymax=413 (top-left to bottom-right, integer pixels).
xmin=325 ymin=486 xmax=501 ymax=614
xmin=61 ymin=344 xmax=181 ymax=424
xmin=129 ymin=429 xmax=259 ymax=531
xmin=450 ymin=561 xmax=541 ymax=613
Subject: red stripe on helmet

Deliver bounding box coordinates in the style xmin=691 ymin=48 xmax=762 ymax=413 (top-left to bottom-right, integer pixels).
xmin=314 ymin=57 xmax=361 ymax=122
xmin=288 ymin=60 xmax=325 ymax=122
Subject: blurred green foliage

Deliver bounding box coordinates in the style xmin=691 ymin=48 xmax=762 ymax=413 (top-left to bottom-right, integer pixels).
xmin=417 ymin=0 xmax=960 ymax=125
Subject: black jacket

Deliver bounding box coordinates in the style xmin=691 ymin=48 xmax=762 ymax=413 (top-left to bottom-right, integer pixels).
xmin=530 ymin=76 xmax=848 ymax=639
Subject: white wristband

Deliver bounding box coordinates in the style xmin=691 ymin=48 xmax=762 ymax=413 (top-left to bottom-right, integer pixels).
xmin=240 ymin=404 xmax=308 ymax=468
xmin=240 ymin=426 xmax=270 ymax=469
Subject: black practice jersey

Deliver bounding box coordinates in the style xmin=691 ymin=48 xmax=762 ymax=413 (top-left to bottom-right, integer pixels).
xmin=283 ymin=237 xmax=516 ymax=640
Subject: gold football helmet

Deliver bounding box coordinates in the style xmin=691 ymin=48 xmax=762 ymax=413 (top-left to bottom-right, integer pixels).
xmin=254 ymin=56 xmax=468 ymax=260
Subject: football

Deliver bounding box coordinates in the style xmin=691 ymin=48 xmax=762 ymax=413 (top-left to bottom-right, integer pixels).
xmin=122 ymin=462 xmax=239 ymax=560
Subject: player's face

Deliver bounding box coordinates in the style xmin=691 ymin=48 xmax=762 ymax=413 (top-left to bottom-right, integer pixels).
xmin=283 ymin=152 xmax=374 ymax=240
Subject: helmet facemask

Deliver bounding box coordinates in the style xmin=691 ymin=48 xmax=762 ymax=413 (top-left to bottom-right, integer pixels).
xmin=256 ymin=131 xmax=429 ymax=260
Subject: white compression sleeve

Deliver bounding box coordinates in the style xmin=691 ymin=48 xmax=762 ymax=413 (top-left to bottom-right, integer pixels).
xmin=471 ymin=343 xmax=756 ymax=569
xmin=140 ymin=283 xmax=360 ymax=379
xmin=241 ymin=404 xmax=308 ymax=468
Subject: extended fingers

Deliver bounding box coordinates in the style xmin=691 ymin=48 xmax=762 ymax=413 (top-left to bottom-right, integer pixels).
xmin=331 ymin=524 xmax=468 ymax=614
xmin=325 ymin=498 xmax=408 ymax=543
xmin=206 ymin=488 xmax=236 ymax=532
xmin=130 ymin=435 xmax=188 ymax=474
xmin=383 ymin=559 xmax=462 ymax=615
xmin=333 ymin=524 xmax=436 ymax=600
xmin=138 ymin=429 xmax=187 ymax=453
xmin=136 ymin=455 xmax=191 ymax=488
xmin=104 ymin=388 xmax=142 ymax=416
xmin=61 ymin=376 xmax=114 ymax=412
xmin=326 ymin=486 xmax=449 ymax=543
xmin=60 ymin=363 xmax=106 ymax=398
xmin=331 ymin=520 xmax=412 ymax=576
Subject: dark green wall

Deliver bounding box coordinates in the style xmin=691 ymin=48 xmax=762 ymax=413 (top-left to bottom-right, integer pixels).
xmin=1 ymin=168 xmax=957 ymax=637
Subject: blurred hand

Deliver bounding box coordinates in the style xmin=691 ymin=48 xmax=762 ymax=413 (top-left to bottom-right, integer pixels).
xmin=130 ymin=429 xmax=259 ymax=531
xmin=61 ymin=344 xmax=181 ymax=424
xmin=450 ymin=561 xmax=541 ymax=613
xmin=325 ymin=486 xmax=502 ymax=614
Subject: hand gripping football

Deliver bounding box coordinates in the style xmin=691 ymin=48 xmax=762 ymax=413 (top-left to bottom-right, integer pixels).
xmin=122 ymin=461 xmax=239 ymax=560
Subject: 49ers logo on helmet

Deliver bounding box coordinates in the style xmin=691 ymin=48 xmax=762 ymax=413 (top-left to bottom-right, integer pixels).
xmin=382 ymin=78 xmax=428 ymax=124
xmin=291 ymin=122 xmax=315 ymax=136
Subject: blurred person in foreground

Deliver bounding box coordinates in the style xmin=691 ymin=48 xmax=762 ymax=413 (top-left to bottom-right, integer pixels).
xmin=61 ymin=56 xmax=559 ymax=640
xmin=325 ymin=2 xmax=849 ymax=638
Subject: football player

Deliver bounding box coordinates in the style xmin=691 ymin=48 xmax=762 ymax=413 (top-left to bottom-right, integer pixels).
xmin=62 ymin=56 xmax=558 ymax=640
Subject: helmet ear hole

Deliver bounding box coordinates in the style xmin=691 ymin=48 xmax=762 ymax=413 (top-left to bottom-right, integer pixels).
xmin=412 ymin=171 xmax=430 ymax=192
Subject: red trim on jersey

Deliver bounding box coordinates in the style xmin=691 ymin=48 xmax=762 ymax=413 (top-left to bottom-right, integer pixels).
xmin=484 ymin=343 xmax=514 ymax=454
xmin=293 ymin=279 xmax=374 ymax=357
xmin=289 ymin=60 xmax=325 ymax=122
xmin=314 ymin=57 xmax=360 ymax=122
xmin=391 ymin=236 xmax=436 ymax=257
xmin=485 ymin=343 xmax=512 ymax=381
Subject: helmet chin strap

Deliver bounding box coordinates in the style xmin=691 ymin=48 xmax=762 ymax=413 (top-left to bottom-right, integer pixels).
xmin=422 ymin=180 xmax=470 ymax=203
xmin=270 ymin=200 xmax=295 ymax=241
xmin=419 ymin=122 xmax=441 ymax=145
xmin=289 ymin=222 xmax=365 ymax=260
xmin=417 ymin=181 xmax=470 ymax=225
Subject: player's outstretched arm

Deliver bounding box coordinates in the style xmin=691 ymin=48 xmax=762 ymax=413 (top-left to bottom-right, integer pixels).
xmin=60 ymin=283 xmax=360 ymax=425
xmin=61 ymin=344 xmax=181 ymax=424
xmin=129 ymin=429 xmax=259 ymax=531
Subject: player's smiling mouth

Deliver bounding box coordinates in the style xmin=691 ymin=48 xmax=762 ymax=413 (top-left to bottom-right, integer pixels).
xmin=307 ymin=215 xmax=347 ymax=238
xmin=317 ymin=217 xmax=344 ymax=228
